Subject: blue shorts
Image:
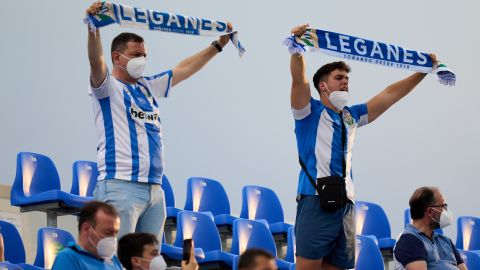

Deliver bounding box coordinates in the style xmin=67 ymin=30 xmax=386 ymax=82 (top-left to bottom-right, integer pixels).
xmin=295 ymin=195 xmax=355 ymax=269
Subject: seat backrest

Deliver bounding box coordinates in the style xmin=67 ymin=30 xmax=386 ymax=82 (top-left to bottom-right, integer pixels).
xmin=240 ymin=186 xmax=284 ymax=224
xmin=458 ymin=249 xmax=480 ymax=270
xmin=355 ymin=201 xmax=391 ymax=240
xmin=0 ymin=262 xmax=24 ymax=270
xmin=456 ymin=216 xmax=480 ymax=250
xmin=355 ymin=235 xmax=384 ymax=270
xmin=34 ymin=227 xmax=75 ymax=269
xmin=0 ymin=220 xmax=26 ymax=264
xmin=11 ymin=152 xmax=61 ymax=205
xmin=231 ymin=219 xmax=276 ymax=256
xmin=184 ymin=177 xmax=231 ymax=216
xmin=173 ymin=211 xmax=221 ymax=253
xmin=162 ymin=175 xmax=175 ymax=208
xmin=70 ymin=161 xmax=98 ymax=197
xmin=285 ymin=226 xmax=296 ymax=263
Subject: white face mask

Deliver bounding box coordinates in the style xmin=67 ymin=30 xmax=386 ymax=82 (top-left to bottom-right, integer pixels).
xmin=138 ymin=255 xmax=167 ymax=270
xmin=431 ymin=208 xmax=453 ymax=229
xmin=118 ymin=52 xmax=147 ymax=79
xmin=323 ymin=83 xmax=350 ymax=110
xmin=88 ymin=226 xmax=118 ymax=259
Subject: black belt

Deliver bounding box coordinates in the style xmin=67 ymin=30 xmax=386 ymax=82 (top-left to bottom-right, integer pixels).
xmin=296 ymin=194 xmax=353 ymax=204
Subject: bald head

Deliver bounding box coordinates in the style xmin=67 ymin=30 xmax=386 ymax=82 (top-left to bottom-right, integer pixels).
xmin=409 ymin=186 xmax=442 ymax=220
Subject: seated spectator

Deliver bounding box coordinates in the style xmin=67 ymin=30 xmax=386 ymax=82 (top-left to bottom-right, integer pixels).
xmin=118 ymin=232 xmax=198 ymax=270
xmin=52 ymin=201 xmax=123 ymax=270
xmin=238 ymin=249 xmax=277 ymax=270
xmin=394 ymin=187 xmax=467 ymax=270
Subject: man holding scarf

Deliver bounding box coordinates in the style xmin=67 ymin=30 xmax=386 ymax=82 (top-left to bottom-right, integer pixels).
xmin=289 ymin=24 xmax=438 ymax=270
xmin=86 ymin=2 xmax=232 ymax=240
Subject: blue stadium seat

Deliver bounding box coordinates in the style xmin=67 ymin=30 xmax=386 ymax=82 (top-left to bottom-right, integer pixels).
xmin=231 ymin=219 xmax=294 ymax=270
xmin=162 ymin=175 xmax=181 ymax=245
xmin=404 ymin=208 xmax=443 ymax=234
xmin=285 ymin=227 xmax=295 ymax=263
xmin=240 ymin=186 xmax=292 ymax=234
xmin=458 ymin=249 xmax=480 ymax=269
xmin=0 ymin=262 xmax=24 ymax=270
xmin=0 ymin=221 xmax=45 ymax=269
xmin=0 ymin=220 xmax=26 ymax=264
xmin=10 ymin=152 xmax=91 ymax=227
xmin=163 ymin=175 xmax=181 ymax=219
xmin=355 ymin=201 xmax=396 ymax=250
xmin=184 ymin=177 xmax=237 ymax=226
xmin=232 ymin=255 xmax=240 ymax=270
xmin=33 ymin=227 xmax=75 ymax=269
xmin=456 ymin=216 xmax=480 ymax=251
xmin=165 ymin=211 xmax=235 ymax=267
xmin=70 ymin=161 xmax=98 ymax=198
xmin=355 ymin=235 xmax=384 ymax=270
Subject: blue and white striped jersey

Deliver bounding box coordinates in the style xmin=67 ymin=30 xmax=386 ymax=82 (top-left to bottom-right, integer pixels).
xmin=293 ymin=99 xmax=369 ymax=200
xmin=90 ymin=70 xmax=173 ymax=184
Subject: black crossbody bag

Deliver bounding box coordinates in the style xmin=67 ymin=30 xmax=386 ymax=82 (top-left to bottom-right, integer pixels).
xmin=299 ymin=112 xmax=348 ymax=212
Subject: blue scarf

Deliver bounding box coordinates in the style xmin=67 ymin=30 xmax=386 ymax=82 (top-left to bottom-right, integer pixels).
xmin=283 ymin=28 xmax=455 ymax=86
xmin=84 ymin=2 xmax=245 ymax=56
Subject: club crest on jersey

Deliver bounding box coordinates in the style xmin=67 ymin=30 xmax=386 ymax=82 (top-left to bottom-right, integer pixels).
xmin=342 ymin=110 xmax=355 ymax=128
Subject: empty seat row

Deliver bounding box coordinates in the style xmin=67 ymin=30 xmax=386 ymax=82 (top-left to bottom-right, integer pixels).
xmin=0 ymin=219 xmax=75 ymax=269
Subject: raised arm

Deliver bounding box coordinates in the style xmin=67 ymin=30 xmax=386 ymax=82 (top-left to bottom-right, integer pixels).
xmin=290 ymin=24 xmax=311 ymax=110
xmin=171 ymin=23 xmax=232 ymax=87
xmin=366 ymin=53 xmax=438 ymax=123
xmin=86 ymin=2 xmax=107 ymax=88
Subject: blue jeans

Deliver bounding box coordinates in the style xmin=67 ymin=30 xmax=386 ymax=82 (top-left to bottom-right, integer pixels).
xmin=93 ymin=179 xmax=166 ymax=240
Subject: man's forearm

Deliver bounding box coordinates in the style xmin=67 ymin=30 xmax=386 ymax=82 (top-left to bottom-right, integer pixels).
xmin=290 ymin=54 xmax=311 ymax=109
xmin=88 ymin=28 xmax=107 ymax=87
xmin=367 ymin=72 xmax=427 ymax=122
xmin=290 ymin=54 xmax=308 ymax=85
xmin=171 ymin=45 xmax=219 ymax=87
xmin=385 ymin=72 xmax=427 ymax=101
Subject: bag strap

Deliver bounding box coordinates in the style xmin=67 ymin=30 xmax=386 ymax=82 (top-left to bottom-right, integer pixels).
xmin=299 ymin=157 xmax=317 ymax=189
xmin=298 ymin=110 xmax=347 ymax=190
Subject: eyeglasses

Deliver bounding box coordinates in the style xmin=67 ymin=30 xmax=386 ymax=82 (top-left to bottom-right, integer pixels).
xmin=429 ymin=203 xmax=448 ymax=210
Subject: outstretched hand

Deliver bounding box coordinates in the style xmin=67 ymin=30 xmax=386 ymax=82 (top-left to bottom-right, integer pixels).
xmin=218 ymin=22 xmax=233 ymax=47
xmin=429 ymin=53 xmax=439 ymax=68
xmin=291 ymin=24 xmax=309 ymax=37
xmin=86 ymin=1 xmax=103 ymax=16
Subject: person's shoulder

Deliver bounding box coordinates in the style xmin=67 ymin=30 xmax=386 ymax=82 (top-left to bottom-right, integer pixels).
xmin=52 ymin=246 xmax=81 ymax=268
xmin=396 ymin=232 xmax=423 ymax=248
xmin=112 ymin=256 xmax=123 ymax=270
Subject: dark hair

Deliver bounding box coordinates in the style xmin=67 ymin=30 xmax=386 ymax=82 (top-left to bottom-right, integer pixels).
xmin=312 ymin=61 xmax=351 ymax=90
xmin=111 ymin=32 xmax=144 ymax=57
xmin=409 ymin=187 xmax=438 ymax=220
xmin=78 ymin=201 xmax=118 ymax=232
xmin=238 ymin=248 xmax=274 ymax=270
xmin=118 ymin=233 xmax=159 ymax=270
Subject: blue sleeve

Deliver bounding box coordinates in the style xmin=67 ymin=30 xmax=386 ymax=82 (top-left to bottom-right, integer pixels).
xmin=394 ymin=234 xmax=427 ymax=266
xmin=347 ymin=103 xmax=368 ymax=127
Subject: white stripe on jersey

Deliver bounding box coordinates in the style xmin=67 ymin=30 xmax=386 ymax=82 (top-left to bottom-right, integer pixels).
xmin=315 ymin=109 xmax=334 ymax=179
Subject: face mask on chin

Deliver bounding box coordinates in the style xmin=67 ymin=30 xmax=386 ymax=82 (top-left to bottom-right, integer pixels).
xmin=117 ymin=52 xmax=147 ymax=79
xmin=88 ymin=225 xmax=118 ymax=260
xmin=322 ymin=83 xmax=350 ymax=110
